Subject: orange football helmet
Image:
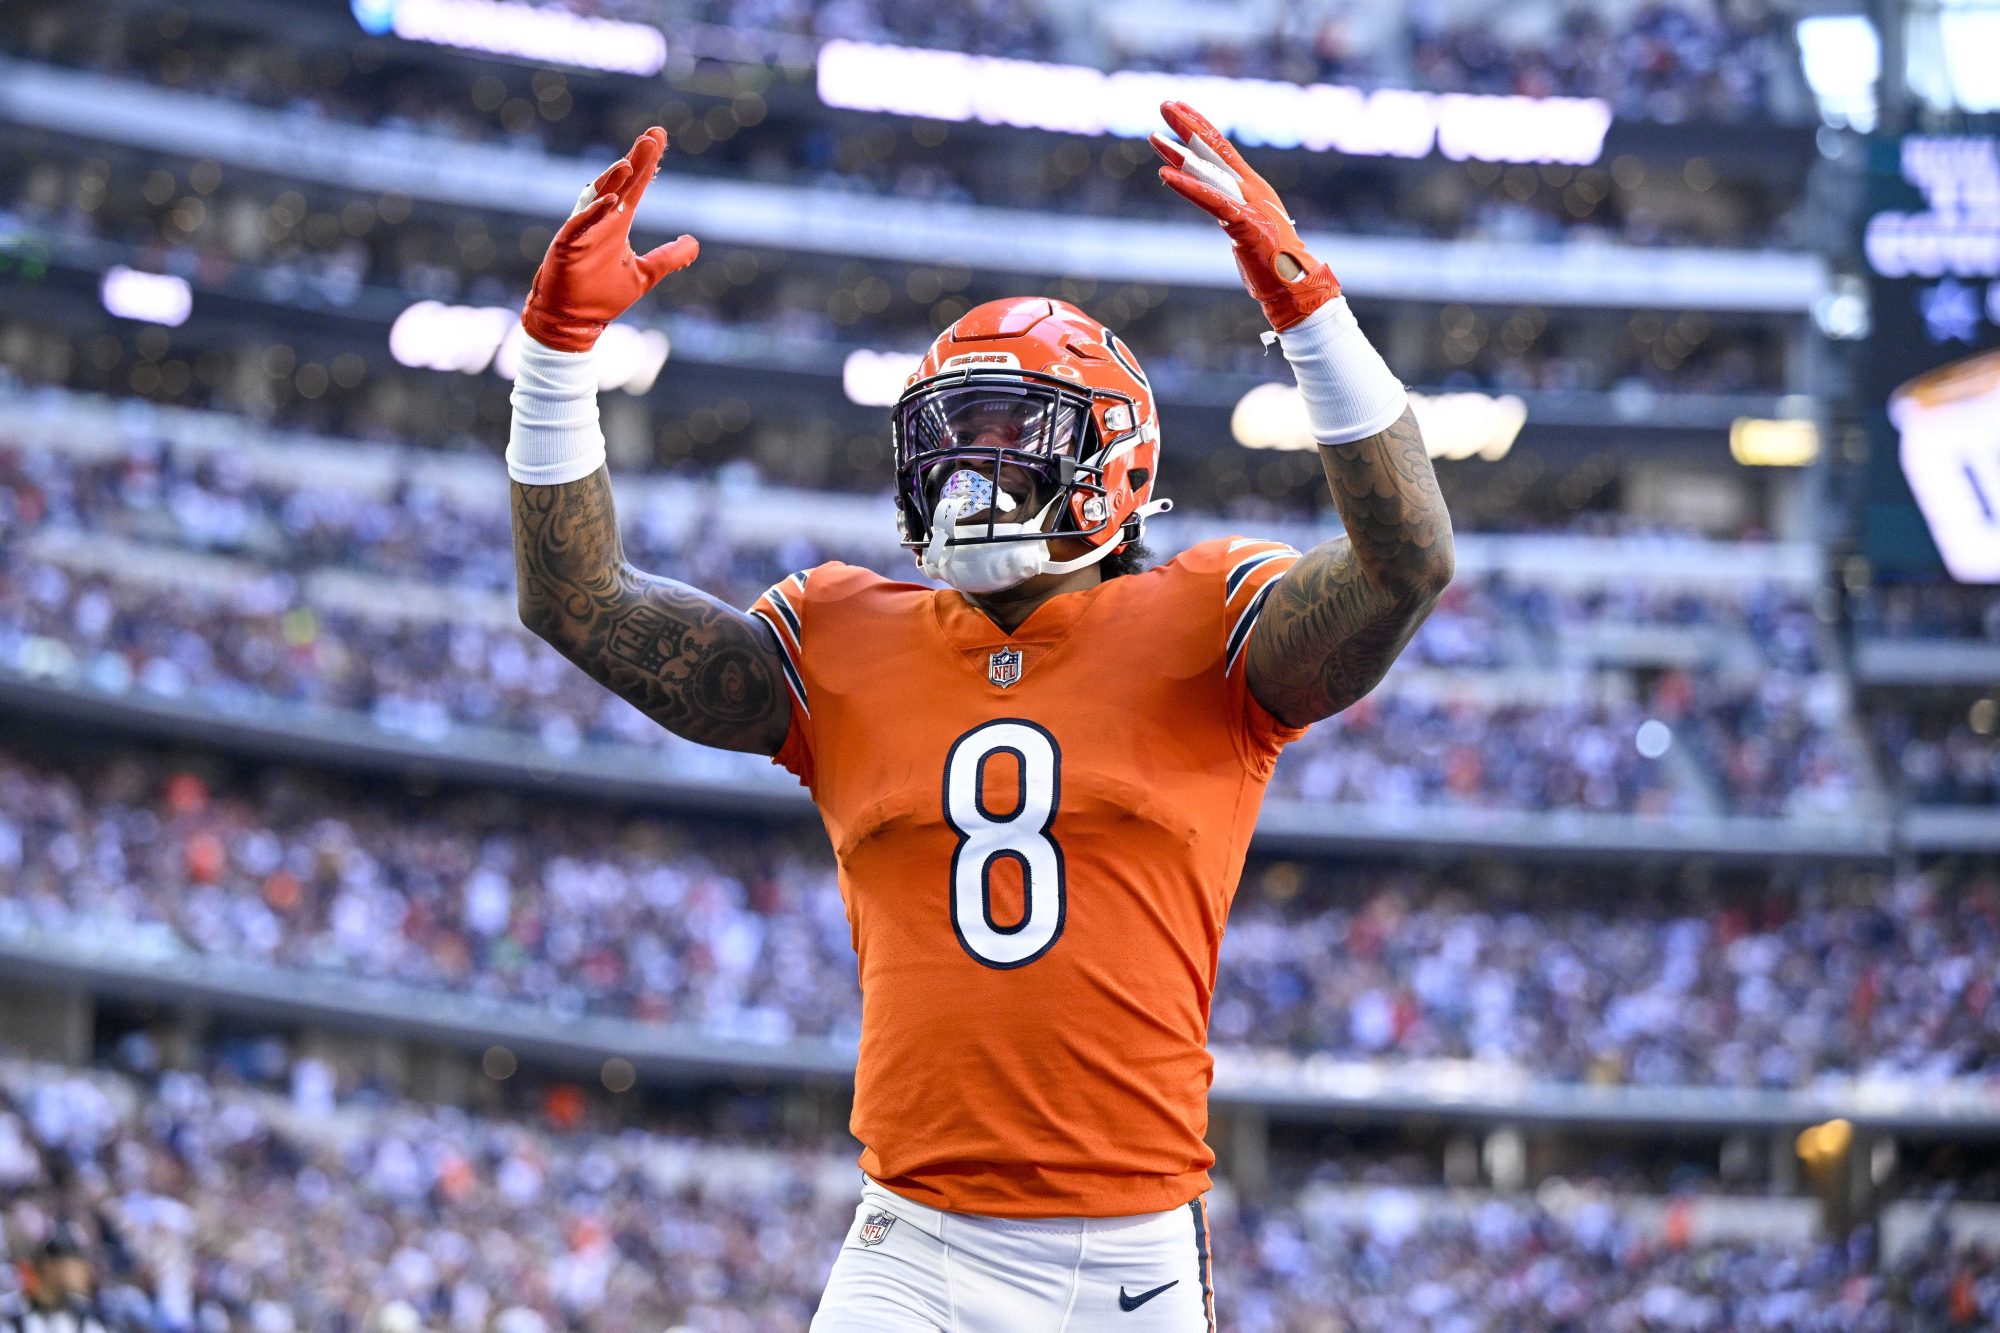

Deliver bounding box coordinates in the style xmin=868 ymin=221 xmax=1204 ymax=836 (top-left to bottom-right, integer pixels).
xmin=892 ymin=298 xmax=1170 ymax=580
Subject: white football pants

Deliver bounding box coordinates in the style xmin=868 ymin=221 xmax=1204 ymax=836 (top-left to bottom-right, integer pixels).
xmin=812 ymin=1178 xmax=1216 ymax=1332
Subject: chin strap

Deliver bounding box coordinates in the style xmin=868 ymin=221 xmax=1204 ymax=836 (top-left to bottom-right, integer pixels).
xmin=1036 ymin=497 xmax=1176 ymax=576
xmin=924 ymin=488 xmax=1178 ymax=586
xmin=1036 ymin=542 xmax=1115 ymax=577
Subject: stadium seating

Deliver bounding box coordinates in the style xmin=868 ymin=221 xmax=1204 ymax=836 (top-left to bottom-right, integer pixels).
xmin=1 ymin=392 xmax=1874 ymax=826
xmin=1 ymin=742 xmax=1992 ymax=1089
xmin=2 ymin=1050 xmax=1994 ymax=1332
xmin=0 ymin=0 xmax=1994 ymax=1323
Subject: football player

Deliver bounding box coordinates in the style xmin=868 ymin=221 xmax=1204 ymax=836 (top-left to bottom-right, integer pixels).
xmin=507 ymin=103 xmax=1452 ymax=1330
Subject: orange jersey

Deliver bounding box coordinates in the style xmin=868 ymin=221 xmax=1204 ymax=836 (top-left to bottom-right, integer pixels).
xmin=750 ymin=537 xmax=1304 ymax=1218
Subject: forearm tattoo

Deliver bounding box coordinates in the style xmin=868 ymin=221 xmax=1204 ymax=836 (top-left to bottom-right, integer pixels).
xmin=511 ymin=468 xmax=792 ymax=754
xmin=1246 ymin=407 xmax=1455 ymax=727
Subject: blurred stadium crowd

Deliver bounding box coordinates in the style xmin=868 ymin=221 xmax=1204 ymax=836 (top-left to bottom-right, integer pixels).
xmin=3 ymin=1051 xmax=1995 ymax=1333
xmin=0 ymin=745 xmax=1993 ymax=1088
xmin=1872 ymin=704 xmax=2000 ymax=809
xmin=0 ymin=418 xmax=1878 ymax=820
xmin=0 ymin=0 xmax=1996 ymax=1325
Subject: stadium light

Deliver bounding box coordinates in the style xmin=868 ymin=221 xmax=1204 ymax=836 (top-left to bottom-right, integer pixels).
xmin=1409 ymin=391 xmax=1527 ymax=461
xmin=1795 ymin=15 xmax=1880 ymax=132
xmin=350 ymin=0 xmax=667 ymax=76
xmin=817 ymin=41 xmax=1611 ymax=167
xmin=388 ymin=300 xmax=513 ymax=374
xmin=1729 ymin=418 xmax=1820 ymax=467
xmin=1907 ymin=0 xmax=2000 ymax=115
xmin=389 ymin=300 xmax=668 ymax=393
xmin=1232 ymin=383 xmax=1524 ymax=460
xmin=1795 ymin=1118 xmax=1853 ymax=1165
xmin=842 ymin=349 xmax=924 ymax=406
xmin=99 ymin=266 xmax=192 ymax=327
xmin=1231 ymin=382 xmax=1315 ymax=451
xmin=1812 ymin=277 xmax=1871 ymax=341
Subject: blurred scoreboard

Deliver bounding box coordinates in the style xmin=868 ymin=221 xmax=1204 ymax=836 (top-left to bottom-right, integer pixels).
xmin=1857 ymin=135 xmax=2000 ymax=583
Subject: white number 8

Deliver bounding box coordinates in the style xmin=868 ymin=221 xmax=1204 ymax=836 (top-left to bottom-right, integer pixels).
xmin=943 ymin=719 xmax=1066 ymax=969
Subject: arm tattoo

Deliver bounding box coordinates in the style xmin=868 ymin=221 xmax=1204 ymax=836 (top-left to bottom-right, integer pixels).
xmin=1246 ymin=406 xmax=1455 ymax=727
xmin=511 ymin=467 xmax=792 ymax=754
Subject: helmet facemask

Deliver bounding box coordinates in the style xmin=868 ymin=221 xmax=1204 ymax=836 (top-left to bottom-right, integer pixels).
xmin=893 ymin=370 xmax=1122 ymax=575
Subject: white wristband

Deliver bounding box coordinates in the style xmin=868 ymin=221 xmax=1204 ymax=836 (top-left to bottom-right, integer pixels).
xmin=506 ymin=335 xmax=605 ymax=485
xmin=1274 ymin=297 xmax=1408 ymax=446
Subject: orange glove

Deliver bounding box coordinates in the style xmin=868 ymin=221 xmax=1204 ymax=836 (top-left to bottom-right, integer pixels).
xmin=521 ymin=127 xmax=699 ymax=353
xmin=1149 ymin=101 xmax=1339 ymax=332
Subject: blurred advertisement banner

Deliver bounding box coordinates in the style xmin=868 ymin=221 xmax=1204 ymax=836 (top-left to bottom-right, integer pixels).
xmin=389 ymin=300 xmax=668 ymax=393
xmin=817 ymin=39 xmax=1613 ymax=166
xmin=1232 ymin=384 xmax=1525 ymax=461
xmin=350 ymin=0 xmax=667 ymax=75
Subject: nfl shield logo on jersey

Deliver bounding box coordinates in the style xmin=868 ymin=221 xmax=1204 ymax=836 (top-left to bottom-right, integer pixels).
xmin=988 ymin=647 xmax=1023 ymax=688
xmin=858 ymin=1210 xmax=897 ymax=1247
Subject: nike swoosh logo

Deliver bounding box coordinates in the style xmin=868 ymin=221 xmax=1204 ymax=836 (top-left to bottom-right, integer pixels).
xmin=1118 ymin=1280 xmax=1178 ymax=1312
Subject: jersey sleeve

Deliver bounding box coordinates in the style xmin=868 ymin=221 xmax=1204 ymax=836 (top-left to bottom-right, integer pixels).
xmin=748 ymin=570 xmax=815 ymax=787
xmin=1207 ymin=537 xmax=1313 ymax=766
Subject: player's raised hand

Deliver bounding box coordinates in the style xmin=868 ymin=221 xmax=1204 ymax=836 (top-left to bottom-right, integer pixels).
xmin=1148 ymin=101 xmax=1339 ymax=331
xmin=521 ymin=127 xmax=699 ymax=352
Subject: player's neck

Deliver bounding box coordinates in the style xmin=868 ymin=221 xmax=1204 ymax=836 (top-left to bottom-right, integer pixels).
xmin=961 ymin=563 xmax=1105 ymax=634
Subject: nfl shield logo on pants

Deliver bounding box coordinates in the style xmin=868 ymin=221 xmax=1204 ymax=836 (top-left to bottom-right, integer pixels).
xmin=988 ymin=647 xmax=1023 ymax=688
xmin=858 ymin=1210 xmax=897 ymax=1247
